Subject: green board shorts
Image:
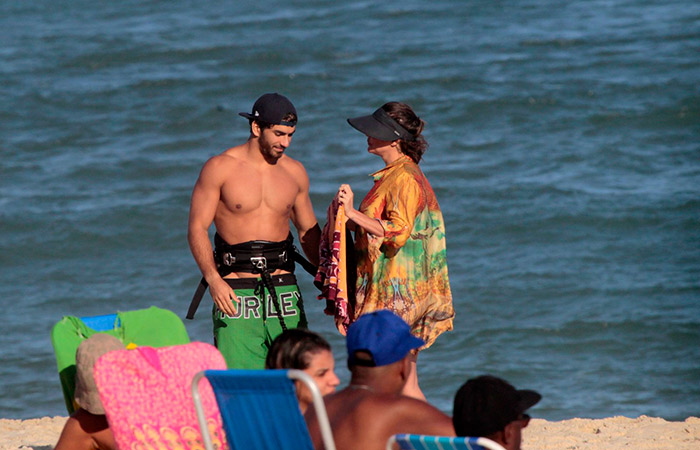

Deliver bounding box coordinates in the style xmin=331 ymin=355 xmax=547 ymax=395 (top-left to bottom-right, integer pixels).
xmin=212 ymin=273 xmax=308 ymax=369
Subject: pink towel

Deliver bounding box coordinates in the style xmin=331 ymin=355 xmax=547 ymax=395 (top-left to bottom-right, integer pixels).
xmin=94 ymin=342 xmax=228 ymax=450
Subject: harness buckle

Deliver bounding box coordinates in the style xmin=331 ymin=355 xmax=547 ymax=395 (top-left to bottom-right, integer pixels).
xmin=223 ymin=253 xmax=236 ymax=266
xmin=251 ymin=256 xmax=267 ymax=270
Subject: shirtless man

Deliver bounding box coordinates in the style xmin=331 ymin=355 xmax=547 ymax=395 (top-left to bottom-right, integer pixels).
xmin=187 ymin=93 xmax=320 ymax=369
xmin=305 ymin=310 xmax=454 ymax=450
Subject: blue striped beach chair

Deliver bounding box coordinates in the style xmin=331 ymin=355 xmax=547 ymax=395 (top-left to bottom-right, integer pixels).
xmin=192 ymin=369 xmax=336 ymax=450
xmin=386 ymin=434 xmax=506 ymax=450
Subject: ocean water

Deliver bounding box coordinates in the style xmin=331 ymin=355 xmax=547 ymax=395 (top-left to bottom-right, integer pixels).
xmin=1 ymin=0 xmax=698 ymax=421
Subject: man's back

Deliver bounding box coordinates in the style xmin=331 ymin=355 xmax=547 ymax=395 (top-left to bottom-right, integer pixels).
xmin=306 ymin=388 xmax=454 ymax=450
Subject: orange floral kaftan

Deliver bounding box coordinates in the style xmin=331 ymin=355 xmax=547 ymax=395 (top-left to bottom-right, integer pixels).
xmin=353 ymin=155 xmax=454 ymax=348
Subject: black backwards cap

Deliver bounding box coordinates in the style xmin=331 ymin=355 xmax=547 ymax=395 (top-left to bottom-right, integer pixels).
xmin=347 ymin=107 xmax=416 ymax=142
xmin=453 ymin=375 xmax=541 ymax=437
xmin=239 ymin=93 xmax=297 ymax=127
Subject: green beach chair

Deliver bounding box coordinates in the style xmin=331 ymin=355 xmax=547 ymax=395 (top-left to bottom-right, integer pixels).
xmin=50 ymin=305 xmax=190 ymax=414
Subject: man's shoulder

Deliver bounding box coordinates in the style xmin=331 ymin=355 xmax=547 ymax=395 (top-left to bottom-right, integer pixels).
xmin=370 ymin=395 xmax=453 ymax=436
xmin=382 ymin=393 xmax=445 ymax=412
xmin=202 ymin=147 xmax=247 ymax=169
xmin=278 ymin=154 xmax=306 ymax=169
xmin=217 ymin=145 xmax=248 ymax=162
xmin=348 ymin=392 xmax=444 ymax=417
xmin=344 ymin=394 xmax=451 ymax=442
xmin=277 ymin=155 xmax=309 ymax=180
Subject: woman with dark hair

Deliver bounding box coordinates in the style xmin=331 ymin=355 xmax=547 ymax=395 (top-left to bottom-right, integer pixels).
xmin=265 ymin=328 xmax=340 ymax=413
xmin=336 ymin=101 xmax=454 ymax=400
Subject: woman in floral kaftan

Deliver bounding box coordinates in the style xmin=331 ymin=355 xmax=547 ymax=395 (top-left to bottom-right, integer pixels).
xmin=336 ymin=101 xmax=454 ymax=400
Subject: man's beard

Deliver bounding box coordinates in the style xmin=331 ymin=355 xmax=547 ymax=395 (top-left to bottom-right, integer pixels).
xmin=259 ymin=135 xmax=283 ymax=163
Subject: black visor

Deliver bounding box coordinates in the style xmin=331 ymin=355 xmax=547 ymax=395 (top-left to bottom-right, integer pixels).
xmin=347 ymin=108 xmax=415 ymax=142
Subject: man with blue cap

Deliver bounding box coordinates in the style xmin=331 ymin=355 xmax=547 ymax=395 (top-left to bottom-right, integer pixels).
xmin=305 ymin=310 xmax=454 ymax=450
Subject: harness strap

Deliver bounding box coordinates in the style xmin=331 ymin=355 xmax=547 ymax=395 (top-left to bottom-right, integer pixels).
xmin=292 ymin=244 xmax=318 ymax=277
xmin=186 ymin=277 xmax=209 ymax=320
xmin=252 ymin=259 xmax=288 ymax=332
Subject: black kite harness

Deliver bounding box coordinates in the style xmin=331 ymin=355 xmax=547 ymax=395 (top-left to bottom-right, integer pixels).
xmin=186 ymin=233 xmax=316 ymax=332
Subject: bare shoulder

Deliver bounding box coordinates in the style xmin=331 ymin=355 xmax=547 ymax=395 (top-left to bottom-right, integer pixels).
xmin=341 ymin=393 xmax=444 ymax=421
xmin=207 ymin=147 xmax=246 ymax=167
xmin=381 ymin=395 xmax=452 ymax=429
xmin=198 ymin=148 xmax=245 ymax=179
xmin=351 ymin=395 xmax=453 ymax=441
xmin=276 ymin=155 xmax=310 ymax=191
xmin=386 ymin=394 xmax=446 ymax=414
xmin=279 ymin=154 xmax=309 ymax=177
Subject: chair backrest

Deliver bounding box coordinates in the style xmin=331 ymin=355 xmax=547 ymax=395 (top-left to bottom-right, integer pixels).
xmin=94 ymin=342 xmax=227 ymax=450
xmin=386 ymin=434 xmax=506 ymax=450
xmin=192 ymin=369 xmax=336 ymax=450
xmin=50 ymin=306 xmax=190 ymax=413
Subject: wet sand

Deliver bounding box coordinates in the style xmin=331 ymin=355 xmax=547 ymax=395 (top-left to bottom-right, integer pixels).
xmin=1 ymin=415 xmax=698 ymax=450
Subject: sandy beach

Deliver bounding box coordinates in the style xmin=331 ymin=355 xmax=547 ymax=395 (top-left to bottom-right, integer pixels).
xmin=1 ymin=415 xmax=698 ymax=450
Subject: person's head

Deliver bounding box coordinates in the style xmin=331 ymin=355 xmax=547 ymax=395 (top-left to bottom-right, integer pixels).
xmin=239 ymin=93 xmax=298 ymax=162
xmin=453 ymin=375 xmax=541 ymax=450
xmin=345 ymin=310 xmax=425 ymax=390
xmin=74 ymin=333 xmax=126 ymax=415
xmin=347 ymin=102 xmax=428 ymax=164
xmin=266 ymin=328 xmax=340 ymax=409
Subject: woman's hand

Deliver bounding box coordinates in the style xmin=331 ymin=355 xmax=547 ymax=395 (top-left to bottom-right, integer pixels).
xmin=336 ymin=183 xmax=384 ymax=237
xmin=337 ymin=184 xmax=355 ymax=213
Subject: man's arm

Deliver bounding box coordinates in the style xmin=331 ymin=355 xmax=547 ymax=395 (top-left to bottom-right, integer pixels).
xmin=290 ymin=163 xmax=321 ymax=267
xmin=187 ymin=157 xmax=239 ymax=316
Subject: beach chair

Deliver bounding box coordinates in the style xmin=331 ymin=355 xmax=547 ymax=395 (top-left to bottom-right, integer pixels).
xmin=94 ymin=342 xmax=227 ymax=450
xmin=386 ymin=434 xmax=506 ymax=450
xmin=192 ymin=369 xmax=336 ymax=450
xmin=50 ymin=306 xmax=190 ymax=414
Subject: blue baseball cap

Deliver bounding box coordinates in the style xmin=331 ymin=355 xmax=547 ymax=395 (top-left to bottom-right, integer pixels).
xmin=346 ymin=310 xmax=425 ymax=367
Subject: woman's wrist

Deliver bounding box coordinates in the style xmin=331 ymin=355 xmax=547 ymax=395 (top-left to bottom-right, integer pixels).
xmin=344 ymin=206 xmax=357 ymax=221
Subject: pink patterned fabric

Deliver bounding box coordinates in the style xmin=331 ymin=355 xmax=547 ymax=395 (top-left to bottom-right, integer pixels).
xmin=94 ymin=342 xmax=228 ymax=450
xmin=315 ymin=200 xmax=353 ymax=335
